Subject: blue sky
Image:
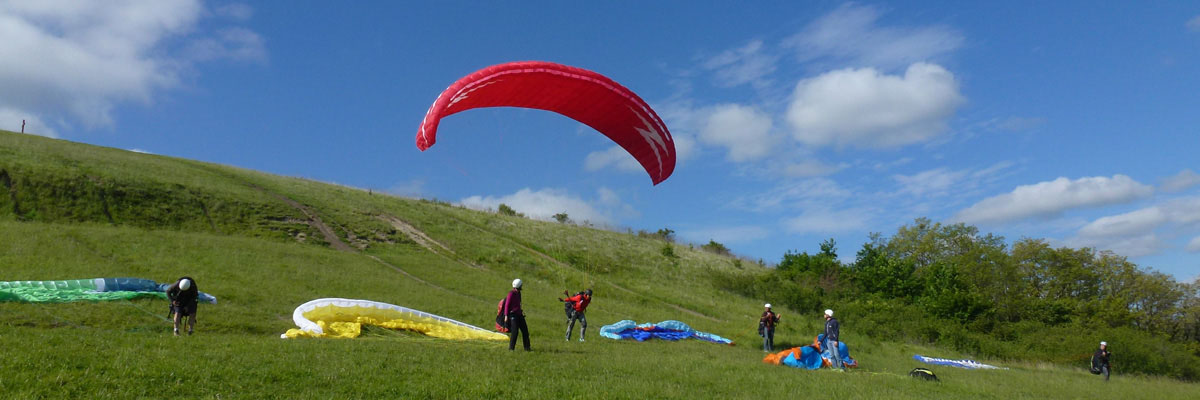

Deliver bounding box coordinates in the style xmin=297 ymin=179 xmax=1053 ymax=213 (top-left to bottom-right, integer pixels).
xmin=2 ymin=1 xmax=1198 ymax=280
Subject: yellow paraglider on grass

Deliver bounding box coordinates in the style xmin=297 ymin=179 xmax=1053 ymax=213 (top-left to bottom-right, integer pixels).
xmin=281 ymin=298 xmax=507 ymax=341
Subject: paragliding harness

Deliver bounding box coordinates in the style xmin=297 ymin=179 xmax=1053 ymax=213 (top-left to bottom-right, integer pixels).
xmin=1090 ymin=352 xmax=1106 ymax=375
xmin=495 ymin=297 xmax=510 ymax=333
xmin=564 ymin=291 xmax=584 ymax=319
xmin=758 ymin=321 xmax=765 ymax=337
xmin=909 ymin=368 xmax=939 ymax=381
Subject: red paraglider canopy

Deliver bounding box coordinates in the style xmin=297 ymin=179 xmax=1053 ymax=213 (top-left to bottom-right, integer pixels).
xmin=416 ymin=61 xmax=676 ymax=185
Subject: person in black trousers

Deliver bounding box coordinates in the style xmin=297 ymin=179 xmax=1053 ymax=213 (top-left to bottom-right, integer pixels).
xmin=1092 ymin=341 xmax=1112 ymax=381
xmin=502 ymin=278 xmax=530 ymax=351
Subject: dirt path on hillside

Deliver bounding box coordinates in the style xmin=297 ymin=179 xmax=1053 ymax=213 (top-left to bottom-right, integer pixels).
xmin=379 ymin=215 xmax=452 ymax=254
xmin=246 ymin=184 xmax=481 ymax=301
xmin=250 ymin=185 xmax=354 ymax=252
xmin=437 ymin=212 xmax=719 ymax=321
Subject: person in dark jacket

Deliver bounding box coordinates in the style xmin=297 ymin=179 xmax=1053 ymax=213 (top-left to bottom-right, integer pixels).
xmin=559 ymin=289 xmax=592 ymax=342
xmin=1092 ymin=341 xmax=1111 ymax=381
xmin=503 ymin=278 xmax=530 ymax=351
xmin=166 ymin=277 xmax=199 ymax=336
xmin=760 ymin=303 xmax=781 ymax=351
xmin=823 ymin=309 xmax=843 ymax=370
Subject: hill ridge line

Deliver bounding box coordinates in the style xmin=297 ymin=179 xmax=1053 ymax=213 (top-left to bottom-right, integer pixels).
xmin=436 ymin=210 xmax=720 ymax=322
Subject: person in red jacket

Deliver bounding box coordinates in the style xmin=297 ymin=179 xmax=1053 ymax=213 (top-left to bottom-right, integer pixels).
xmin=559 ymin=288 xmax=592 ymax=342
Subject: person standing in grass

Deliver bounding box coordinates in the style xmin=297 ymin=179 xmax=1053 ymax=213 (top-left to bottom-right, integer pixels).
xmin=504 ymin=278 xmax=530 ymax=351
xmin=1092 ymin=341 xmax=1112 ymax=381
xmin=823 ymin=309 xmax=844 ymax=370
xmin=559 ymin=289 xmax=592 ymax=342
xmin=759 ymin=303 xmax=781 ymax=351
xmin=167 ymin=277 xmax=199 ymax=336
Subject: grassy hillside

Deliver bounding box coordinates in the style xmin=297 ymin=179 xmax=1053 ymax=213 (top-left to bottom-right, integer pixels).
xmin=0 ymin=130 xmax=1195 ymax=399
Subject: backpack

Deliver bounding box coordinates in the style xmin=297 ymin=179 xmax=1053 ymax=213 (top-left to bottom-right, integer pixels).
xmin=909 ymin=368 xmax=939 ymax=381
xmin=495 ymin=297 xmax=510 ymax=333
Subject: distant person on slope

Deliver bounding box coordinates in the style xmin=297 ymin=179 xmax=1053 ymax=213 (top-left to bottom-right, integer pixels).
xmin=167 ymin=277 xmax=199 ymax=336
xmin=760 ymin=303 xmax=781 ymax=351
xmin=823 ymin=309 xmax=844 ymax=370
xmin=504 ymin=278 xmax=530 ymax=351
xmin=1092 ymin=341 xmax=1112 ymax=381
xmin=559 ymin=289 xmax=592 ymax=341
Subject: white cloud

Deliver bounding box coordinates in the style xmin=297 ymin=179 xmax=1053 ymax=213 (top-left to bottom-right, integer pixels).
xmin=583 ymin=145 xmax=644 ymax=173
xmin=214 ymin=3 xmax=253 ymax=20
xmin=1188 ymin=15 xmax=1200 ymax=32
xmin=127 ymin=148 xmax=153 ymax=154
xmin=680 ymin=225 xmax=770 ymax=245
xmin=459 ymin=187 xmax=632 ymax=225
xmin=1066 ymin=233 xmax=1164 ymax=258
xmin=698 ymin=104 xmax=776 ymax=162
xmin=734 ymin=178 xmax=852 ymax=212
xmin=953 ymin=175 xmax=1154 ymax=224
xmin=182 ymin=27 xmax=266 ymax=63
xmin=1078 ymin=207 xmax=1168 ymax=238
xmin=1187 ymin=236 xmax=1200 ymax=253
xmin=894 ymin=167 xmax=969 ymax=197
xmin=872 ymin=157 xmax=914 ymax=172
xmin=0 ymin=107 xmax=57 ymax=137
xmin=1064 ymin=196 xmax=1200 ymax=258
xmin=786 ymin=63 xmax=965 ymax=149
xmin=783 ymin=3 xmax=963 ymax=70
xmin=782 ymin=159 xmax=844 ymax=177
xmin=702 ymin=39 xmax=777 ymax=88
xmin=784 ymin=207 xmax=870 ymax=234
xmin=1162 ymin=169 xmax=1200 ymax=192
xmin=0 ymin=0 xmax=263 ymax=130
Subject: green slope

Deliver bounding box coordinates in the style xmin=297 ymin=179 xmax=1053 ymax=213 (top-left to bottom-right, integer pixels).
xmin=0 ymin=130 xmax=1194 ymax=399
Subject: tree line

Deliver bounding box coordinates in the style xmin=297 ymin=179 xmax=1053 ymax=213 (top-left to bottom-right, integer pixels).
xmin=712 ymin=218 xmax=1200 ymax=380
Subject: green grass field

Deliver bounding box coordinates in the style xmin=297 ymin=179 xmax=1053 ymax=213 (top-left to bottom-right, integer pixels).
xmin=1 ymin=130 xmax=1195 ymax=399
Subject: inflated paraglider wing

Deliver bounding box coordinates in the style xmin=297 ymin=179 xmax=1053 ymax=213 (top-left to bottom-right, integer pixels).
xmin=0 ymin=278 xmax=217 ymax=303
xmin=416 ymin=61 xmax=676 ymax=185
xmin=281 ymin=298 xmax=507 ymax=341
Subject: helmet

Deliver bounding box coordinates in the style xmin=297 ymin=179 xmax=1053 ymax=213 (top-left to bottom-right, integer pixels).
xmin=824 ymin=309 xmax=833 ymax=317
xmin=1100 ymin=341 xmax=1107 ymax=346
xmin=512 ymin=279 xmax=523 ymax=289
xmin=764 ymin=303 xmax=771 ymax=308
xmin=585 ymin=289 xmax=592 ymax=296
xmin=179 ymin=279 xmax=192 ymax=291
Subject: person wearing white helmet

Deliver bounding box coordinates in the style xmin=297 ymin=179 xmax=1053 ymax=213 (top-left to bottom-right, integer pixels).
xmin=167 ymin=277 xmax=199 ymax=336
xmin=502 ymin=278 xmax=530 ymax=351
xmin=1091 ymin=341 xmax=1111 ymax=381
xmin=823 ymin=309 xmax=844 ymax=370
xmin=759 ymin=303 xmax=781 ymax=351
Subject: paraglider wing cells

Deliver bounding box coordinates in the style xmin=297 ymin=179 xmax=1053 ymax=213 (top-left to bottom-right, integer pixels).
xmin=416 ymin=61 xmax=676 ymax=185
xmin=281 ymin=298 xmax=507 ymax=341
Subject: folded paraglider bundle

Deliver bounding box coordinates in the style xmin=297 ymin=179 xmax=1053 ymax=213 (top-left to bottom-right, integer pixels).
xmin=913 ymin=355 xmax=1006 ymax=370
xmin=0 ymin=278 xmax=217 ymax=304
xmin=281 ymin=298 xmax=508 ymax=341
xmin=599 ymin=320 xmax=733 ymax=345
xmin=910 ymin=368 xmax=939 ymax=381
xmin=762 ymin=334 xmax=858 ymax=369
